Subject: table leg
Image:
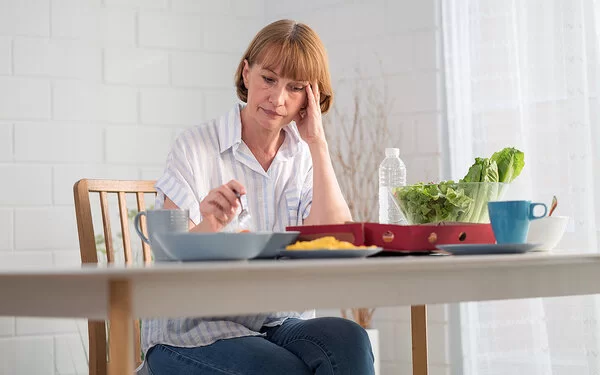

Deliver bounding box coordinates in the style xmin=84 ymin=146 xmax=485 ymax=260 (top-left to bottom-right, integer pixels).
xmin=411 ymin=305 xmax=428 ymax=375
xmin=108 ymin=279 xmax=133 ymax=375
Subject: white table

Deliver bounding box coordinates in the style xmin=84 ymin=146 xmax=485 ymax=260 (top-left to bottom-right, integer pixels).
xmin=2 ymin=252 xmax=600 ymax=375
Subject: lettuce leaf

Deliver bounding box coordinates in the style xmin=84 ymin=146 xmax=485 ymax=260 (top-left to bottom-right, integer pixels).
xmin=490 ymin=147 xmax=525 ymax=183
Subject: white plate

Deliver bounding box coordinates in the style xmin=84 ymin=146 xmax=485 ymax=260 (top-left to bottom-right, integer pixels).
xmin=278 ymin=248 xmax=383 ymax=259
xmin=154 ymin=232 xmax=273 ymax=261
xmin=435 ymin=243 xmax=541 ymax=255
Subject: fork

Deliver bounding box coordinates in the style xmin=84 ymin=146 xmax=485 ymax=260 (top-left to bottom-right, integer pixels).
xmin=234 ymin=191 xmax=251 ymax=230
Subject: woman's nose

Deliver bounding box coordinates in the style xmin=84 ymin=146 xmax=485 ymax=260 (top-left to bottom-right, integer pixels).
xmin=269 ymin=86 xmax=286 ymax=106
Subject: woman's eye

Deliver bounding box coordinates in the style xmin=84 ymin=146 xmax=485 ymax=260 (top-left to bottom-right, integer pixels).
xmin=292 ymin=86 xmax=304 ymax=92
xmin=262 ymin=76 xmax=275 ymax=84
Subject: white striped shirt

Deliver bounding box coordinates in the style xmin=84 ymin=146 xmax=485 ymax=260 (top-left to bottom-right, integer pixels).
xmin=141 ymin=103 xmax=315 ymax=356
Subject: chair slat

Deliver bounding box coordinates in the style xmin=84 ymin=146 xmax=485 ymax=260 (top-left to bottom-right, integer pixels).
xmin=118 ymin=192 xmax=132 ymax=264
xmin=99 ymin=192 xmax=115 ymax=263
xmin=136 ymin=192 xmax=152 ymax=264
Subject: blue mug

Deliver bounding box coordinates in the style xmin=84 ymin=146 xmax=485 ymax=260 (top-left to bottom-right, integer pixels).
xmin=487 ymin=200 xmax=547 ymax=244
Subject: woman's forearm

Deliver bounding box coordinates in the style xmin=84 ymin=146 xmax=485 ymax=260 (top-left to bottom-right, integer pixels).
xmin=303 ymin=141 xmax=352 ymax=225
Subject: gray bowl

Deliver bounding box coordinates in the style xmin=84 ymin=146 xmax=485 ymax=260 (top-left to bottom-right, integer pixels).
xmin=153 ymin=232 xmax=273 ymax=261
xmin=255 ymin=231 xmax=301 ymax=259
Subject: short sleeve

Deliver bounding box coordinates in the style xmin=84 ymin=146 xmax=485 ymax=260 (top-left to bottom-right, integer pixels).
xmin=298 ymin=166 xmax=313 ymax=221
xmin=155 ymin=135 xmax=204 ymax=225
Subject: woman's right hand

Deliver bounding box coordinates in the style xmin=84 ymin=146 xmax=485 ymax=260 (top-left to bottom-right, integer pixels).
xmin=198 ymin=180 xmax=246 ymax=232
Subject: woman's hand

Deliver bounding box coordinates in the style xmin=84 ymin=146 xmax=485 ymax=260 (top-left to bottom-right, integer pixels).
xmin=294 ymin=82 xmax=327 ymax=146
xmin=198 ymin=179 xmax=246 ymax=232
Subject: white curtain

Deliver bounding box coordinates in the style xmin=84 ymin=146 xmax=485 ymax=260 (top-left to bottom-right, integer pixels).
xmin=442 ymin=0 xmax=600 ymax=373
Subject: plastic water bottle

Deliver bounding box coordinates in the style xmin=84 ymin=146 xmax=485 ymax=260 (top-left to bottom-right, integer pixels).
xmin=378 ymin=148 xmax=407 ymax=224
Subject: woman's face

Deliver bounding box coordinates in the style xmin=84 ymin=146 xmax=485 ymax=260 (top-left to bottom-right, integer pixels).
xmin=242 ymin=60 xmax=309 ymax=131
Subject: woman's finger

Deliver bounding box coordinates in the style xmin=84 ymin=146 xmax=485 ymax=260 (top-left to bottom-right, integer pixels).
xmin=206 ymin=199 xmax=232 ymax=223
xmin=200 ymin=199 xmax=227 ymax=224
xmin=226 ymin=179 xmax=246 ymax=196
xmin=312 ymin=82 xmax=320 ymax=109
xmin=216 ymin=186 xmax=238 ymax=210
xmin=305 ymin=83 xmax=317 ymax=110
xmin=212 ymin=190 xmax=236 ymax=214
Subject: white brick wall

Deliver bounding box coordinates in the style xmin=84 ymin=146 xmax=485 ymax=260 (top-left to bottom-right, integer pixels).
xmin=138 ymin=13 xmax=205 ymax=50
xmin=0 ymin=210 xmax=13 ymax=250
xmin=51 ymin=0 xmax=136 ymax=46
xmin=52 ymin=81 xmax=138 ymax=123
xmin=140 ymin=88 xmax=205 ymax=125
xmin=13 ymin=38 xmax=102 ymax=80
xmin=0 ymin=0 xmax=50 ymax=37
xmin=104 ymin=48 xmax=170 ymax=85
xmin=0 ymin=37 xmax=11 ymax=75
xmin=0 ymin=123 xmax=13 ymax=161
xmin=14 ymin=123 xmax=104 ymax=163
xmin=0 ymin=0 xmax=445 ymax=373
xmin=170 ymin=51 xmax=238 ymax=88
xmin=0 ymin=77 xmax=51 ymax=120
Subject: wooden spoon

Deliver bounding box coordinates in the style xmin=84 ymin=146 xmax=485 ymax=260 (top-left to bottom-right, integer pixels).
xmin=548 ymin=195 xmax=558 ymax=217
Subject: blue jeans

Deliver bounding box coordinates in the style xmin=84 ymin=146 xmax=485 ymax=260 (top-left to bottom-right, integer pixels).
xmin=146 ymin=317 xmax=375 ymax=375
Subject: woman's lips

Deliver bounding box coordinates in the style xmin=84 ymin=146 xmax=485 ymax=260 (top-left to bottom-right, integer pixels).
xmin=261 ymin=108 xmax=284 ymax=117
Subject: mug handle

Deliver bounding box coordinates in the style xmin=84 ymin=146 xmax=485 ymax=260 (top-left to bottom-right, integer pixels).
xmin=134 ymin=211 xmax=150 ymax=244
xmin=529 ymin=203 xmax=548 ymax=220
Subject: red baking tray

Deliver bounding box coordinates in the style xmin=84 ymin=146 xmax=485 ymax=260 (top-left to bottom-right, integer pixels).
xmin=286 ymin=222 xmax=496 ymax=253
xmin=286 ymin=223 xmax=365 ymax=246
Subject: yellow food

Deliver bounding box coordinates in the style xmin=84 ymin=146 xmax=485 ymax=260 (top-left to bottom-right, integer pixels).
xmin=285 ymin=236 xmax=377 ymax=250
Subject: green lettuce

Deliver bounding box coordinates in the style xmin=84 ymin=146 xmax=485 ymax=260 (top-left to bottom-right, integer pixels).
xmin=392 ymin=147 xmax=525 ymax=224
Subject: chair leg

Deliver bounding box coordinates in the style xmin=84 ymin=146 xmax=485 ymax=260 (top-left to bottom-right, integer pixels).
xmin=88 ymin=321 xmax=108 ymax=375
xmin=411 ymin=305 xmax=428 ymax=375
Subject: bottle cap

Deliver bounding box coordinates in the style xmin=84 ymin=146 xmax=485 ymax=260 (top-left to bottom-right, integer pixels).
xmin=385 ymin=148 xmax=400 ymax=157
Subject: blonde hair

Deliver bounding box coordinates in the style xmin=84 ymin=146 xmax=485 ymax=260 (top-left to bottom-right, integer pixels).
xmin=235 ymin=19 xmax=333 ymax=114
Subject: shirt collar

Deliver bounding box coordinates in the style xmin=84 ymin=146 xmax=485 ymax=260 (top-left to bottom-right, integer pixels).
xmin=217 ymin=102 xmax=243 ymax=154
xmin=217 ymin=102 xmax=303 ymax=157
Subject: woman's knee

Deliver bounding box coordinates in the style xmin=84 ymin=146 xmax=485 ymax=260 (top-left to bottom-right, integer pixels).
xmin=146 ymin=341 xmax=313 ymax=375
xmin=302 ymin=317 xmax=373 ymax=353
xmin=284 ymin=317 xmax=375 ymax=374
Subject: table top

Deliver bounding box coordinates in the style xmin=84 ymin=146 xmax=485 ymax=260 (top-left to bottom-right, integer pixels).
xmin=1 ymin=251 xmax=598 ymax=275
xmin=1 ymin=252 xmax=599 ymax=320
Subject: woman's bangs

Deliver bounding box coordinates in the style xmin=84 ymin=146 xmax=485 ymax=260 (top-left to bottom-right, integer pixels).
xmin=255 ymin=42 xmax=319 ymax=82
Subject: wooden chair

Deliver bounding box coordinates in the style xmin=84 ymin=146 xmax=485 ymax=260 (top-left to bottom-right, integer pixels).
xmin=73 ymin=179 xmax=157 ymax=375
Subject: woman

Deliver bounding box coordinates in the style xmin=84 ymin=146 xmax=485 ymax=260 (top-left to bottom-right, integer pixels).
xmin=143 ymin=19 xmax=375 ymax=375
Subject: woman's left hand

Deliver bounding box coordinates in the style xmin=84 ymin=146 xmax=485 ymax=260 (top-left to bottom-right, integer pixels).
xmin=294 ymin=82 xmax=326 ymax=146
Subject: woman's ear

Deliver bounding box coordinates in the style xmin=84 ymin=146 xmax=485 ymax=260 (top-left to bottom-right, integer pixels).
xmin=242 ymin=59 xmax=250 ymax=87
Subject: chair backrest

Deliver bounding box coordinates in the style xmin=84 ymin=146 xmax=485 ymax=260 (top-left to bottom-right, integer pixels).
xmin=73 ymin=179 xmax=157 ymax=375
